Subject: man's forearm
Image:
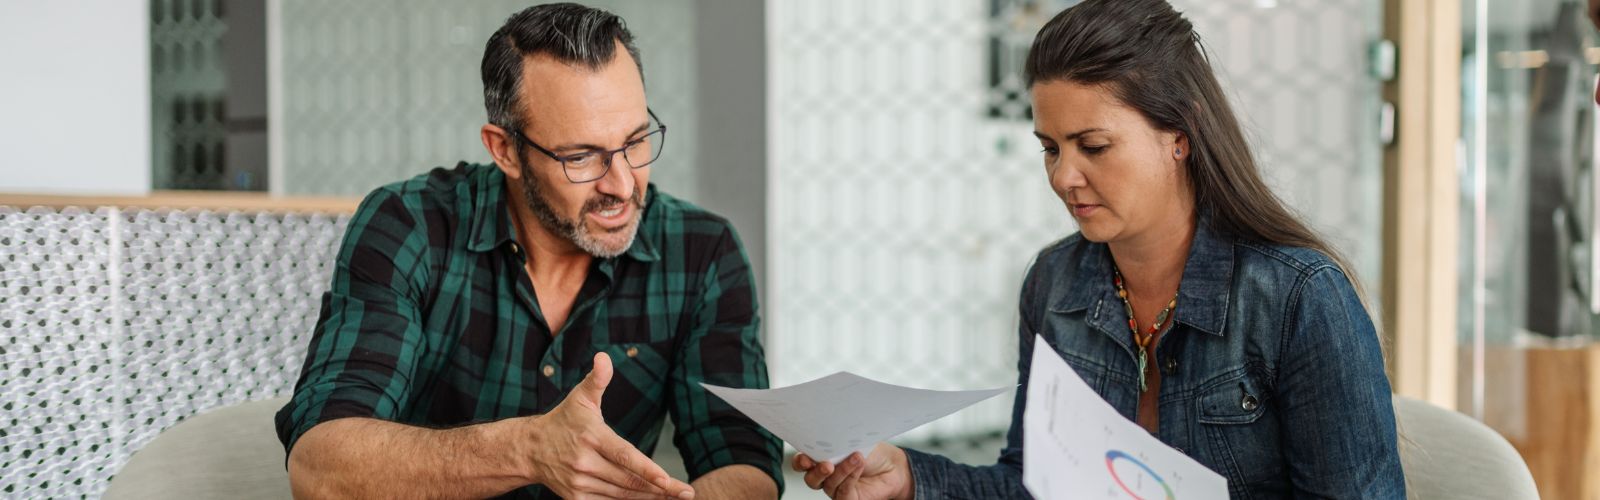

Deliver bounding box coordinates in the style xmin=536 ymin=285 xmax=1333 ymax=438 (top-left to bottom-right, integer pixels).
xmin=689 ymin=464 xmax=778 ymax=500
xmin=288 ymin=417 xmax=532 ymax=499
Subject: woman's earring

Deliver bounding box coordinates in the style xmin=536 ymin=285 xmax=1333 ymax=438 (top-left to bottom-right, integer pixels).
xmin=1175 ymin=148 xmax=1182 ymax=158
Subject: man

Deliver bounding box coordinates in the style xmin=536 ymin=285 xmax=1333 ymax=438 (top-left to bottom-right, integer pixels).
xmin=274 ymin=3 xmax=782 ymax=498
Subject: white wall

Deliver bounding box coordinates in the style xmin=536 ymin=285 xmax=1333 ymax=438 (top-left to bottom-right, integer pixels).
xmin=0 ymin=1 xmax=150 ymax=195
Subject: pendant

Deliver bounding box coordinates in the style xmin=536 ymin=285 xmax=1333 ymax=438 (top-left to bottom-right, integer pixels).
xmin=1136 ymin=345 xmax=1148 ymax=392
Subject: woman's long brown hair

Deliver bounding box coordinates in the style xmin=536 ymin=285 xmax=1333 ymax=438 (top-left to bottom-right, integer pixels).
xmin=1024 ymin=0 xmax=1370 ymax=312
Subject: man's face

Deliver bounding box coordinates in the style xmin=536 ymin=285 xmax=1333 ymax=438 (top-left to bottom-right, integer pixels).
xmin=505 ymin=43 xmax=652 ymax=258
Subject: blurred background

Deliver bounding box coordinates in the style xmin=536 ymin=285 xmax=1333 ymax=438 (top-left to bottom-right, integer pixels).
xmin=0 ymin=0 xmax=1595 ymax=498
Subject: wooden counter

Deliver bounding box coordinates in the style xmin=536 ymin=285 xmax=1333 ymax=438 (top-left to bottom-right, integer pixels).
xmin=0 ymin=191 xmax=360 ymax=214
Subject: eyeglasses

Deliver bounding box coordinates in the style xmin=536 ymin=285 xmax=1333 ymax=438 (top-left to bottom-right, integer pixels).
xmin=509 ymin=108 xmax=667 ymax=184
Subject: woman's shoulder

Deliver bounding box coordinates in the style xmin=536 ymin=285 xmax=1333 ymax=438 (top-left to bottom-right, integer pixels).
xmin=1233 ymin=241 xmax=1345 ymax=281
xmin=1014 ymin=233 xmax=1094 ymax=308
xmin=1034 ymin=232 xmax=1090 ymax=265
xmin=1025 ymin=233 xmax=1097 ymax=284
xmin=1230 ymin=241 xmax=1361 ymax=309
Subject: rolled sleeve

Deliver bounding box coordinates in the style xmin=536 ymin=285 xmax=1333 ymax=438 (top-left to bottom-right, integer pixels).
xmin=274 ymin=188 xmax=433 ymax=455
xmin=668 ymin=224 xmax=783 ymax=491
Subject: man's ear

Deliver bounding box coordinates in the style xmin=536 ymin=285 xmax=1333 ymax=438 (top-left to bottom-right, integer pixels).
xmin=481 ymin=123 xmax=521 ymax=179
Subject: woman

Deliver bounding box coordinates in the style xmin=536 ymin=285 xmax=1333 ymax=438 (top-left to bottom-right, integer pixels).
xmin=793 ymin=0 xmax=1405 ymax=497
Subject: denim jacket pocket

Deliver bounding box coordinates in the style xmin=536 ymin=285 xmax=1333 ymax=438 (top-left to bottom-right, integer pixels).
xmin=1198 ymin=370 xmax=1268 ymax=425
xmin=1195 ymin=369 xmax=1283 ymax=496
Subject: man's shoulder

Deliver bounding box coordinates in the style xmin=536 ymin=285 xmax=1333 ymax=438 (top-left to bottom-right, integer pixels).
xmin=363 ymin=162 xmax=494 ymax=212
xmin=637 ymin=187 xmax=749 ymax=266
xmin=340 ymin=163 xmax=501 ymax=263
xmin=642 ymin=188 xmax=737 ymax=237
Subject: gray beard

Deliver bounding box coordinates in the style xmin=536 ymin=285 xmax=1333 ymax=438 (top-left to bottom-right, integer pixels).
xmin=517 ymin=163 xmax=645 ymax=258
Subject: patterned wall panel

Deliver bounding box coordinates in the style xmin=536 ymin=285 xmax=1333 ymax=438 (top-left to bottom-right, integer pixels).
xmin=150 ymin=0 xmax=230 ymax=190
xmin=0 ymin=207 xmax=347 ymax=498
xmin=0 ymin=208 xmax=117 ymax=499
xmin=112 ymin=210 xmax=345 ymax=468
xmin=278 ymin=0 xmax=700 ymax=202
xmin=769 ymin=0 xmax=1072 ymax=441
xmin=1174 ymin=0 xmax=1385 ymax=290
xmin=768 ymin=0 xmax=1384 ymax=442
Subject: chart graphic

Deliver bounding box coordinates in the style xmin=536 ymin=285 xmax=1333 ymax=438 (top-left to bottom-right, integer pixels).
xmin=1022 ymin=334 xmax=1227 ymax=499
xmin=1106 ymin=449 xmax=1175 ymax=500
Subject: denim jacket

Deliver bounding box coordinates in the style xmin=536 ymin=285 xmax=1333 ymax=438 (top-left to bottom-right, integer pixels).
xmin=904 ymin=221 xmax=1405 ymax=499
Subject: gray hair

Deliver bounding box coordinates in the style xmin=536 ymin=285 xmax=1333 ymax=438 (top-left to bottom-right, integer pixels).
xmin=480 ymin=3 xmax=644 ymax=132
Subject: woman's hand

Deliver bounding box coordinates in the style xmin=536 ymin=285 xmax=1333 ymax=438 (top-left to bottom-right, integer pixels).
xmin=791 ymin=442 xmax=914 ymax=500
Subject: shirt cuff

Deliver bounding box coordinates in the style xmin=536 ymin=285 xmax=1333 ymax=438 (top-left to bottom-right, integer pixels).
xmin=903 ymin=447 xmax=949 ymax=499
xmin=675 ymin=426 xmax=785 ymax=494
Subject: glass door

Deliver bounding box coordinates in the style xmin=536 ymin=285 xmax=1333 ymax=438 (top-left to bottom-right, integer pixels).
xmin=1458 ymin=0 xmax=1598 ymax=496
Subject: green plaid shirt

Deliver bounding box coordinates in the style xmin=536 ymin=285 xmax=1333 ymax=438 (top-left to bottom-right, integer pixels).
xmin=275 ymin=163 xmax=781 ymax=498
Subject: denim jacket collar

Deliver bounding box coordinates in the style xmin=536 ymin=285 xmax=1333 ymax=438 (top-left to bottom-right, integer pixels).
xmin=1051 ymin=217 xmax=1233 ymax=336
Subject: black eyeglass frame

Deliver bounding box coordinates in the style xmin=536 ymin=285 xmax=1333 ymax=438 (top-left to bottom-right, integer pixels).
xmin=509 ymin=108 xmax=667 ymax=184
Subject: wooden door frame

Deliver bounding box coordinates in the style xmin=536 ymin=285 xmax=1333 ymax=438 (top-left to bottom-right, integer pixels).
xmin=1381 ymin=0 xmax=1461 ymax=409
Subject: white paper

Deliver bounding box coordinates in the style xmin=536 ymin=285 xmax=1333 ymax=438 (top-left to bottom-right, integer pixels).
xmin=701 ymin=373 xmax=1009 ymax=463
xmin=1023 ymin=334 xmax=1228 ymax=499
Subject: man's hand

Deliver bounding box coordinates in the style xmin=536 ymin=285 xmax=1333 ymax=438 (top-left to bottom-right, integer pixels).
xmin=524 ymin=352 xmax=696 ymax=499
xmin=792 ymin=443 xmax=914 ymax=500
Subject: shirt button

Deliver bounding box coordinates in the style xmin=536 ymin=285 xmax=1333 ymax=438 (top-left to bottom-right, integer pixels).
xmin=542 ymin=365 xmax=555 ymax=377
xmin=509 ymin=242 xmax=521 ymax=254
xmin=1241 ymin=394 xmax=1259 ymax=411
xmin=626 ymin=347 xmax=639 ymax=358
xmin=1162 ymin=356 xmax=1178 ymax=375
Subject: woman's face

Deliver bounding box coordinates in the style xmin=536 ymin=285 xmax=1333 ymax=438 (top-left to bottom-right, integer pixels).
xmin=1032 ymin=80 xmax=1193 ymax=244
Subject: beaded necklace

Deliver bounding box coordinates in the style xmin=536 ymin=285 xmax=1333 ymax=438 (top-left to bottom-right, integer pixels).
xmin=1112 ymin=266 xmax=1178 ymax=392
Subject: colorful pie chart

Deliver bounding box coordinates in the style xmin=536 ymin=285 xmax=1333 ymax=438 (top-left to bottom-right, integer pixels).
xmin=1105 ymin=449 xmax=1176 ymax=500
